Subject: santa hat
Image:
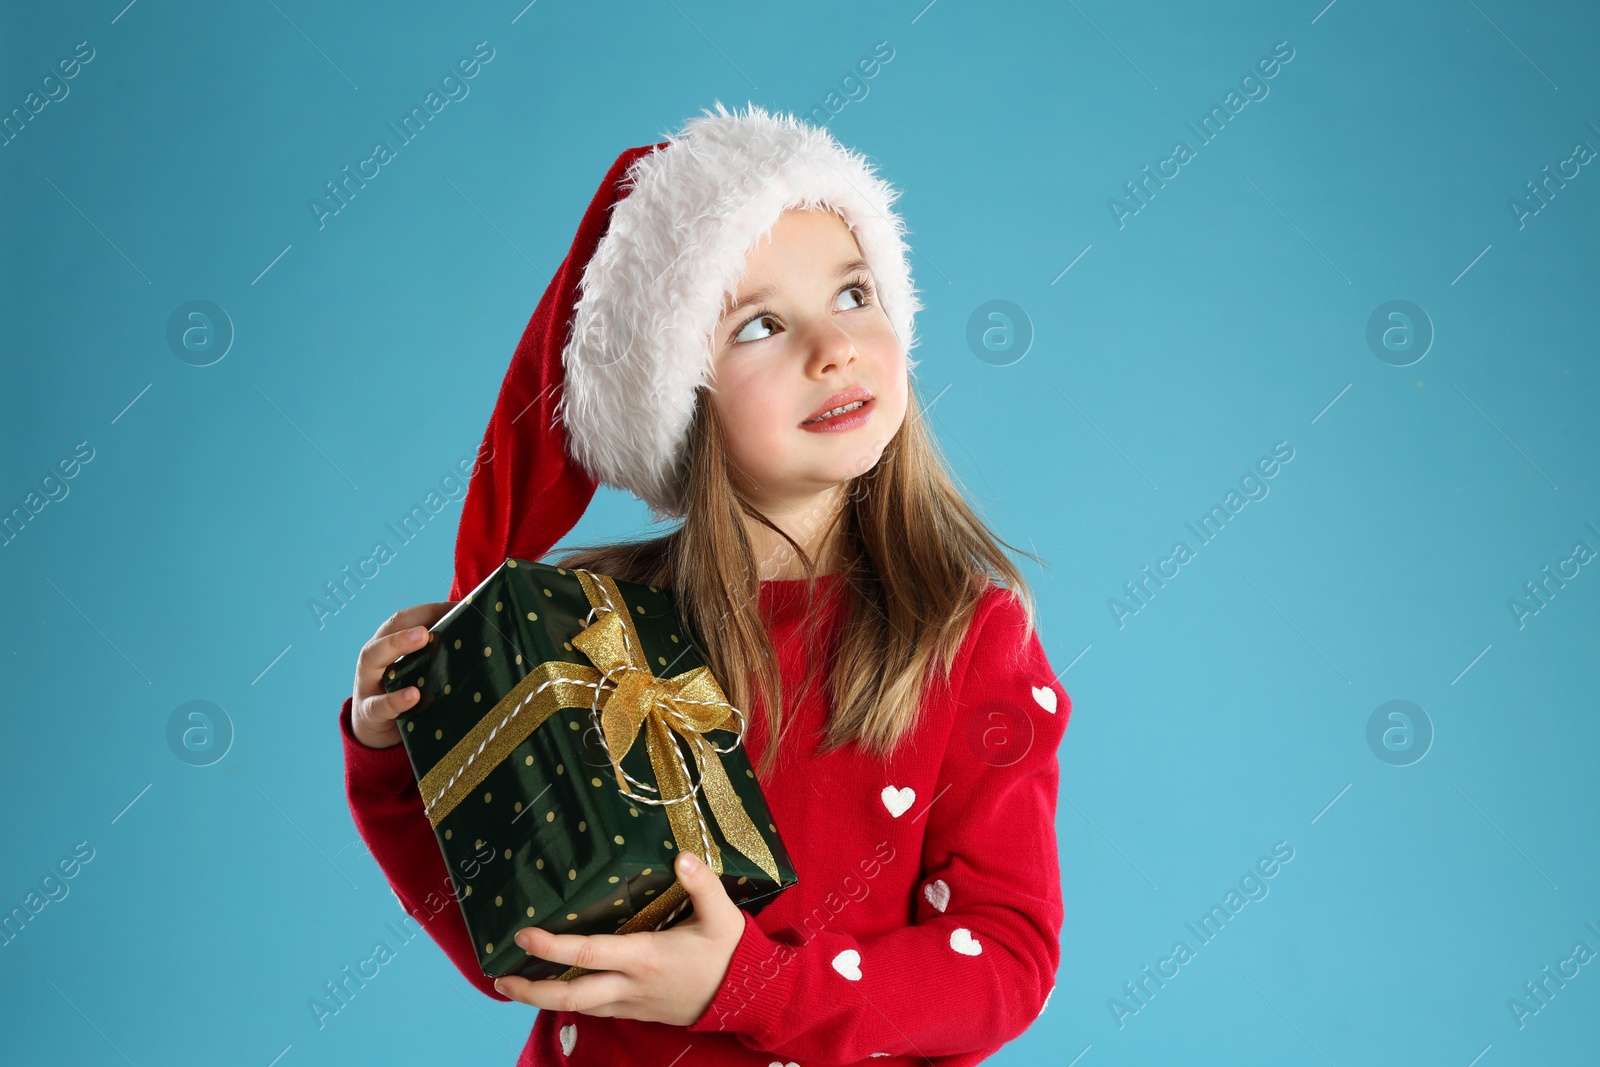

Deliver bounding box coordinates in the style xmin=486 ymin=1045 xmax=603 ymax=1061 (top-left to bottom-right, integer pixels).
xmin=450 ymin=103 xmax=922 ymax=601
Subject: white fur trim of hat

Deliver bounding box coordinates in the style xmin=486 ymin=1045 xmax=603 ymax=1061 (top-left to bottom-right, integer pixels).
xmin=556 ymin=101 xmax=923 ymax=521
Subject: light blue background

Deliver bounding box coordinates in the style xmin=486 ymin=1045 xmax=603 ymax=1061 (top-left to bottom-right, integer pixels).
xmin=3 ymin=1 xmax=1597 ymax=1064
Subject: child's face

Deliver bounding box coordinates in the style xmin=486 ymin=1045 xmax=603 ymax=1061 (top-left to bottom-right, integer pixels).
xmin=707 ymin=208 xmax=907 ymax=514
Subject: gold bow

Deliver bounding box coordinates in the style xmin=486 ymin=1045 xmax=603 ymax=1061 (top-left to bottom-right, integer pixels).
xmin=569 ymin=601 xmax=781 ymax=885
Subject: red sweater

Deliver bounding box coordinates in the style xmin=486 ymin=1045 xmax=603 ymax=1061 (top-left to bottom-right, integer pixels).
xmin=340 ymin=572 xmax=1072 ymax=1064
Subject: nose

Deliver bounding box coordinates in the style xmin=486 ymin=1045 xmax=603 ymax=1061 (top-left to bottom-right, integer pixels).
xmin=804 ymin=316 xmax=858 ymax=379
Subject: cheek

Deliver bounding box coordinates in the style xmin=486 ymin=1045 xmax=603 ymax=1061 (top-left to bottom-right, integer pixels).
xmin=712 ymin=364 xmax=790 ymax=459
xmin=869 ymin=333 xmax=910 ymax=417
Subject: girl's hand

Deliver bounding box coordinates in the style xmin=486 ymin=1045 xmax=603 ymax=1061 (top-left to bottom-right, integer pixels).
xmin=350 ymin=602 xmax=457 ymax=749
xmin=493 ymin=850 xmax=747 ymax=1026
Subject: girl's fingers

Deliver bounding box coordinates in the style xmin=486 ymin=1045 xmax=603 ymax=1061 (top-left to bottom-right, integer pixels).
xmin=371 ymin=602 xmax=455 ymax=646
xmin=364 ymin=685 xmax=419 ymax=725
xmin=350 ymin=602 xmax=456 ymax=747
xmin=356 ymin=602 xmax=455 ymax=695
xmin=349 ymin=686 xmax=419 ymax=749
xmin=354 ymin=628 xmax=427 ymax=701
xmin=494 ymin=969 xmax=635 ymax=1014
xmin=389 ymin=600 xmax=457 ymax=634
xmin=517 ymin=927 xmax=644 ymax=976
xmin=383 ymin=625 xmax=432 ymax=671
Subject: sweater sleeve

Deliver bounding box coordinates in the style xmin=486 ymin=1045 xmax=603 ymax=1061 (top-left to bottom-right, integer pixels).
xmin=685 ymin=587 xmax=1071 ymax=1062
xmin=339 ymin=695 xmax=511 ymax=1002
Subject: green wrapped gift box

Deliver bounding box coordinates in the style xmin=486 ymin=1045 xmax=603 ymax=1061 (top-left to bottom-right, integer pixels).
xmin=382 ymin=558 xmax=798 ymax=982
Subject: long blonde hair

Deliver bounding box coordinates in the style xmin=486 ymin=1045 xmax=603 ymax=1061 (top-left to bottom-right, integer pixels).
xmin=550 ymin=377 xmax=1040 ymax=780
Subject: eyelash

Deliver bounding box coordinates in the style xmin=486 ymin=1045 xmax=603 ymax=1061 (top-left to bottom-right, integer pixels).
xmin=729 ymin=273 xmax=877 ymax=344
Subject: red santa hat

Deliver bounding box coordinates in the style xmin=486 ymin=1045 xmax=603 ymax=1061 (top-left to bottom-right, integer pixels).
xmin=449 ymin=103 xmax=922 ymax=601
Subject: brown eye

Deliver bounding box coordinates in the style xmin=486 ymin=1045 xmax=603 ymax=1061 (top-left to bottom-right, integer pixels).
xmin=733 ymin=313 xmax=780 ymax=344
xmin=837 ymin=275 xmax=875 ymax=311
xmin=835 ymin=285 xmax=868 ymax=311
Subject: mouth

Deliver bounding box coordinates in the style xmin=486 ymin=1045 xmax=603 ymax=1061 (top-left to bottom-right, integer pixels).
xmin=801 ymin=396 xmax=874 ymax=431
xmin=801 ymin=388 xmax=875 ymax=427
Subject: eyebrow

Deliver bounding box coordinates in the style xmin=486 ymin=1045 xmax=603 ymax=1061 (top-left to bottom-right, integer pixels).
xmin=720 ymin=258 xmax=874 ymax=321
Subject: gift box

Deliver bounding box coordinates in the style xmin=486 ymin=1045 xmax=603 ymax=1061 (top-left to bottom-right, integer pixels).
xmin=383 ymin=558 xmax=798 ymax=982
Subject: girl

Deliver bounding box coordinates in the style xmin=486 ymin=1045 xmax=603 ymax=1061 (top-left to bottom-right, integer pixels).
xmin=341 ymin=103 xmax=1072 ymax=1065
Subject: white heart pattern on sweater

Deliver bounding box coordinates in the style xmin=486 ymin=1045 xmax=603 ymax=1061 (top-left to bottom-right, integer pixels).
xmin=559 ymin=1022 xmax=577 ymax=1055
xmin=767 ymin=1062 xmax=799 ymax=1066
xmin=1032 ymin=685 xmax=1057 ymax=713
xmin=832 ymin=948 xmax=863 ymax=980
xmin=881 ymin=785 xmax=915 ymax=817
xmin=923 ymin=878 xmax=950 ymax=912
xmin=950 ymin=928 xmax=982 ymax=956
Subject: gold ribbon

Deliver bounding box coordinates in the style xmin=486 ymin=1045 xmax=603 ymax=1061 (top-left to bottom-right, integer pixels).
xmin=566 ymin=581 xmax=780 ymax=888
xmin=414 ymin=568 xmax=781 ymax=976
